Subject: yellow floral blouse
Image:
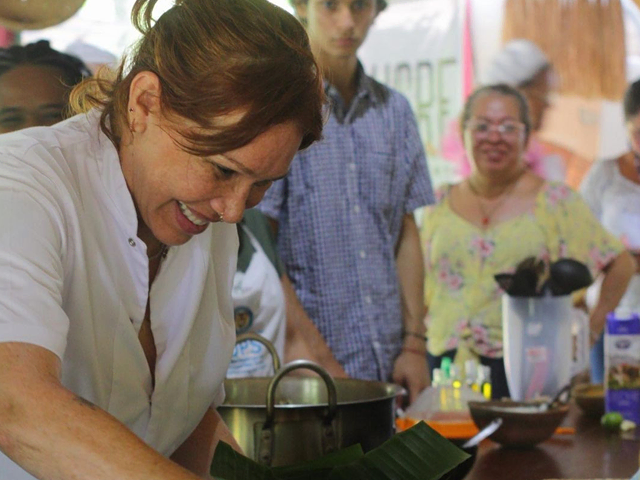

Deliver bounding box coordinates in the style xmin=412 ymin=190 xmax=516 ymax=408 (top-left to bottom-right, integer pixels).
xmin=421 ymin=181 xmax=624 ymax=360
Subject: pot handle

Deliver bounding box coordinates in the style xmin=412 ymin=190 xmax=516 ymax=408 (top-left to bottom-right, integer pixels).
xmin=264 ymin=360 xmax=338 ymax=427
xmin=235 ymin=332 xmax=281 ymax=373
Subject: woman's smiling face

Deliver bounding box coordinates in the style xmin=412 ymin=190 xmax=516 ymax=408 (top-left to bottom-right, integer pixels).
xmin=120 ymin=73 xmax=301 ymax=246
xmin=464 ymin=92 xmax=528 ymax=176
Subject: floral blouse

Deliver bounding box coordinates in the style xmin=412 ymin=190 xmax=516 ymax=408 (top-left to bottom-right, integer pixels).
xmin=420 ymin=181 xmax=624 ymax=360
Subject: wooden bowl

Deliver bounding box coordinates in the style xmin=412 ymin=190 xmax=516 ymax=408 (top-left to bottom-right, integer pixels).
xmin=573 ymin=383 xmax=605 ymax=418
xmin=468 ymin=400 xmax=569 ymax=448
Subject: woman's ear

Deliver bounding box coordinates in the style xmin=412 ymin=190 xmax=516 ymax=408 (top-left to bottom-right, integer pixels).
xmin=127 ymin=71 xmax=163 ymax=134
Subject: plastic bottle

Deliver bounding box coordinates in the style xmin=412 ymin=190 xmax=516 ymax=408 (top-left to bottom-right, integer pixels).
xmin=464 ymin=360 xmax=480 ymax=393
xmin=449 ymin=364 xmax=464 ymax=410
xmin=478 ymin=365 xmax=492 ymax=400
xmin=439 ymin=357 xmax=454 ymax=411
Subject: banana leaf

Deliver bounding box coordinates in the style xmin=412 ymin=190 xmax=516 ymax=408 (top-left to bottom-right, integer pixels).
xmin=211 ymin=422 xmax=469 ymax=480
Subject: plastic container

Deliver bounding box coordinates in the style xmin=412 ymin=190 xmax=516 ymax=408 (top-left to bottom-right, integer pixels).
xmin=502 ymin=294 xmax=574 ymax=401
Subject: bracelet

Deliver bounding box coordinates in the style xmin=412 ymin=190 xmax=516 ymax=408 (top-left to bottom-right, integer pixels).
xmin=404 ymin=331 xmax=428 ymax=342
xmin=402 ymin=346 xmax=427 ymax=356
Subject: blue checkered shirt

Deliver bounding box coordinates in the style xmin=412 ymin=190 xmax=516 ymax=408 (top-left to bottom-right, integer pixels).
xmin=257 ymin=65 xmax=434 ymax=381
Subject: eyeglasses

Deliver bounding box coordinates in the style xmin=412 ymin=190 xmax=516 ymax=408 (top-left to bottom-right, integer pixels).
xmin=465 ymin=120 xmax=525 ymax=139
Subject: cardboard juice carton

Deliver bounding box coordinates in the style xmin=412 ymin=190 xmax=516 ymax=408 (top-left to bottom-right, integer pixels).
xmin=605 ymin=313 xmax=640 ymax=424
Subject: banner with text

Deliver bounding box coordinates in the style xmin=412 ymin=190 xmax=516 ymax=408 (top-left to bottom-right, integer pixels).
xmin=359 ymin=0 xmax=467 ymax=188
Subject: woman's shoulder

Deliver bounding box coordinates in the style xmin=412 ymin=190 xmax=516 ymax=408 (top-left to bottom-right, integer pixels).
xmin=538 ymin=179 xmax=580 ymax=202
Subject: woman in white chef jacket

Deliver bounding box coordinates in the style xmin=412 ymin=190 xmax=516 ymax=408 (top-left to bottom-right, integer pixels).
xmin=0 ymin=0 xmax=324 ymax=479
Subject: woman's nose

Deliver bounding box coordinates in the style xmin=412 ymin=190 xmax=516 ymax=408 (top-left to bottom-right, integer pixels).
xmin=210 ymin=185 xmax=251 ymax=224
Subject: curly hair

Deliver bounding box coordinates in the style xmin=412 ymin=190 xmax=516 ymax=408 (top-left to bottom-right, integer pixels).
xmin=0 ymin=40 xmax=91 ymax=88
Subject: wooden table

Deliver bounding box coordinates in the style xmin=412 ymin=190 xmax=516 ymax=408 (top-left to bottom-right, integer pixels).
xmin=465 ymin=403 xmax=640 ymax=480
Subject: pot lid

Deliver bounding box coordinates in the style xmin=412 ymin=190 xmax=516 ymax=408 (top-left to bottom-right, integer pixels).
xmin=0 ymin=0 xmax=85 ymax=31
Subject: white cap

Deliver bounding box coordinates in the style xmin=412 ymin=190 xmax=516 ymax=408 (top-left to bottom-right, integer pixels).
xmin=484 ymin=39 xmax=550 ymax=87
xmin=65 ymin=40 xmax=118 ymax=71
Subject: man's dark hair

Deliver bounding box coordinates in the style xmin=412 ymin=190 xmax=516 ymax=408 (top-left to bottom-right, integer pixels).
xmin=0 ymin=40 xmax=91 ymax=87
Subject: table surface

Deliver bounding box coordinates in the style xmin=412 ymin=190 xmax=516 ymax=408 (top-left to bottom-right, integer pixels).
xmin=464 ymin=403 xmax=640 ymax=480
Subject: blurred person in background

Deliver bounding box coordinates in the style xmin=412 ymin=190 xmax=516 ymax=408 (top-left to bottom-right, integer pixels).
xmin=442 ymin=39 xmax=566 ymax=183
xmin=421 ymin=84 xmax=634 ymax=399
xmin=0 ymin=0 xmax=324 ymax=479
xmin=258 ymin=0 xmax=434 ymax=404
xmin=0 ymin=40 xmax=90 ymax=133
xmin=580 ymin=79 xmax=640 ymax=384
xmin=227 ymin=208 xmax=347 ymax=379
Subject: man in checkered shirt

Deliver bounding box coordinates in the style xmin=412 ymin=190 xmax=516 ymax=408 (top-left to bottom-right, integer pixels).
xmin=258 ymin=0 xmax=434 ymax=403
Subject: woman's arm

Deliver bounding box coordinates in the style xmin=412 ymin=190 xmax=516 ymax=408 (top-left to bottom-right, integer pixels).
xmin=589 ymin=250 xmax=636 ymax=341
xmin=0 ymin=342 xmax=204 ymax=480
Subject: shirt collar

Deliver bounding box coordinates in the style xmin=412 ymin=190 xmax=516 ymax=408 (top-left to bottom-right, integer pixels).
xmin=323 ymin=61 xmax=383 ymax=109
xmin=83 ymin=109 xmax=139 ymax=233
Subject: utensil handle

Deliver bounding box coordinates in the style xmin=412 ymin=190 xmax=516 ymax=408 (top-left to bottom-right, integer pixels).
xmin=264 ymin=360 xmax=338 ymax=426
xmin=235 ymin=332 xmax=281 ymax=373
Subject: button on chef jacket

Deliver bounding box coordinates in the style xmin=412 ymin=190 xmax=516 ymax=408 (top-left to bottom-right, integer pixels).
xmin=0 ymin=111 xmax=237 ymax=480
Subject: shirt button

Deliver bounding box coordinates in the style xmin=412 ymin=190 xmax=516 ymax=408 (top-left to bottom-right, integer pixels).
xmin=349 ymin=163 xmax=356 ymax=171
xmin=128 ymin=238 xmax=136 ymax=247
xmin=365 ymin=295 xmax=372 ymax=304
xmin=353 ymin=205 xmax=360 ymax=214
xmin=359 ymin=250 xmax=366 ymax=259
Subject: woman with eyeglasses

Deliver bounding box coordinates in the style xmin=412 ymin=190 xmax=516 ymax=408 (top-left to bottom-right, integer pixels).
xmin=580 ymin=79 xmax=640 ymax=384
xmin=441 ymin=39 xmax=566 ymax=183
xmin=0 ymin=0 xmax=324 ymax=479
xmin=420 ymin=84 xmax=634 ymax=399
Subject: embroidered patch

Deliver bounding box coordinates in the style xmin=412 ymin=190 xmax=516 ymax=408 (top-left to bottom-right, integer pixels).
xmin=234 ymin=306 xmax=254 ymax=334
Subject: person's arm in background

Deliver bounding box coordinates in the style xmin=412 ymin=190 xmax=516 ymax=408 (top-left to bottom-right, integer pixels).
xmin=0 ymin=342 xmax=208 ymax=480
xmin=392 ymin=213 xmax=430 ymax=405
xmin=281 ymin=274 xmax=348 ymax=378
xmin=589 ymin=250 xmax=636 ymax=343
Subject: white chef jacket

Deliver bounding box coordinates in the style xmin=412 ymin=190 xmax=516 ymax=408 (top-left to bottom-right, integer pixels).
xmin=0 ymin=111 xmax=238 ymax=479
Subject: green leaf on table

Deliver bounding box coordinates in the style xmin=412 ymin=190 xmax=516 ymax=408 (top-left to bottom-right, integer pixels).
xmin=273 ymin=444 xmax=365 ymax=479
xmin=328 ymin=422 xmax=470 ymax=480
xmin=211 ymin=441 xmax=277 ymax=480
xmin=210 ymin=422 xmax=468 ymax=480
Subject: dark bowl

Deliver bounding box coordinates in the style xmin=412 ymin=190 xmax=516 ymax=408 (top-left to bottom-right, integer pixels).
xmin=573 ymin=383 xmax=605 ymax=418
xmin=468 ymin=400 xmax=569 ymax=448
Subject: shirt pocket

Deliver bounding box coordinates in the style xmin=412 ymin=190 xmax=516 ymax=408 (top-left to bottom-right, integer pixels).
xmin=361 ymin=151 xmax=395 ymax=218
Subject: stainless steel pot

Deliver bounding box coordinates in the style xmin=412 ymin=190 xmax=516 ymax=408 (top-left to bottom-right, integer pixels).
xmin=218 ymin=335 xmax=404 ymax=466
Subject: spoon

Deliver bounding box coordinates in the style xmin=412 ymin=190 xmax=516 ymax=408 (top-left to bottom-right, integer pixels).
xmin=539 ymin=384 xmax=571 ymax=411
xmin=461 ymin=418 xmax=503 ymax=449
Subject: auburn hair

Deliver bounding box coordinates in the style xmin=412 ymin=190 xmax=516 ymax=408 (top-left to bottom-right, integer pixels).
xmin=70 ymin=0 xmax=325 ymax=154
